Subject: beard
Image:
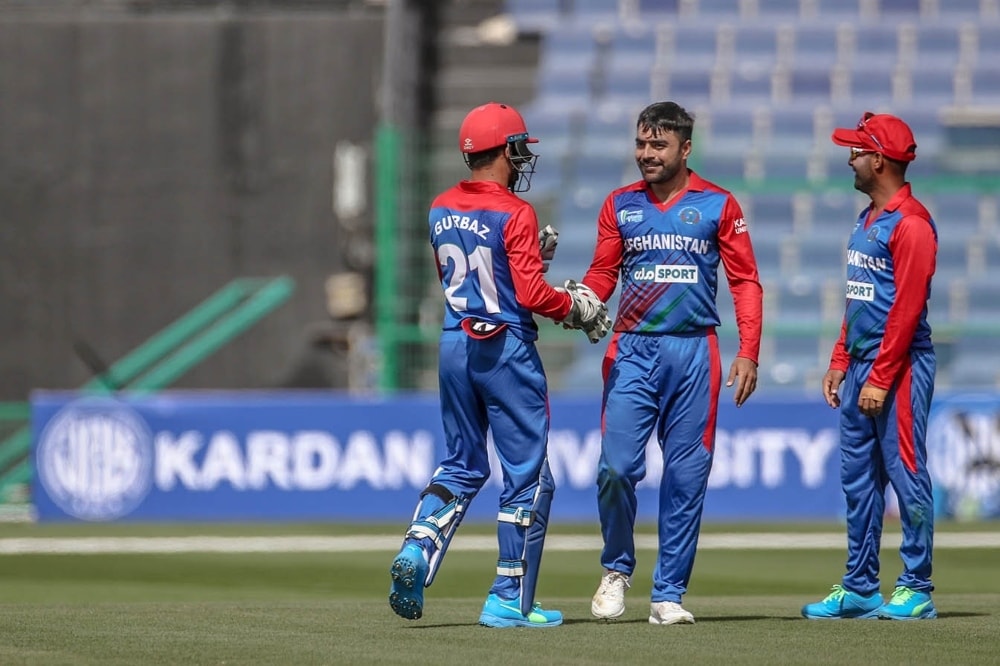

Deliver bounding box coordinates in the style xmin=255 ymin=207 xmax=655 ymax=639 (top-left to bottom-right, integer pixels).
xmin=853 ymin=169 xmax=873 ymax=194
xmin=639 ymin=159 xmax=681 ymax=184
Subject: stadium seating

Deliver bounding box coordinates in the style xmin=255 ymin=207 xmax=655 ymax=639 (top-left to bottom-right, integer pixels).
xmin=505 ymin=0 xmax=1000 ymax=388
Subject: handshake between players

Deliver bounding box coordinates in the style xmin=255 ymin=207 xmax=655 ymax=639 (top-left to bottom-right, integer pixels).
xmin=539 ymin=225 xmax=612 ymax=344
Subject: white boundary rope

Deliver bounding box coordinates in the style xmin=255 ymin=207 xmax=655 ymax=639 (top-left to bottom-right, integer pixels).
xmin=0 ymin=532 xmax=997 ymax=554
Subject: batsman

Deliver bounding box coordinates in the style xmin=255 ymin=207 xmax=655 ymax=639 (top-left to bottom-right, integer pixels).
xmin=388 ymin=102 xmax=611 ymax=628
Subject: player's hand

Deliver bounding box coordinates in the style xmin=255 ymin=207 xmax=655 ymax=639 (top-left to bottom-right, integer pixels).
xmin=539 ymin=225 xmax=558 ymax=273
xmin=557 ymin=280 xmax=612 ymax=343
xmin=726 ymin=357 xmax=758 ymax=407
xmin=821 ymin=369 xmax=846 ymax=409
xmin=858 ymin=382 xmax=889 ymax=417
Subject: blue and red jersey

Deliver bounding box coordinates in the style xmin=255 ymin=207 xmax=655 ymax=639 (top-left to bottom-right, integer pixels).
xmin=428 ymin=180 xmax=571 ymax=342
xmin=829 ymin=183 xmax=937 ymax=388
xmin=582 ymin=171 xmax=763 ymax=363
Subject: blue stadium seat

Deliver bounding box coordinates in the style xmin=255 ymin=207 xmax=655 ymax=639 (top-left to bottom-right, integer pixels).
xmin=808 ymin=0 xmax=861 ymax=18
xmin=539 ymin=23 xmax=598 ymax=71
xmin=535 ymin=62 xmax=594 ymax=110
xmin=764 ymin=104 xmax=817 ymax=153
xmin=847 ymin=63 xmax=897 ymax=107
xmin=970 ymin=65 xmax=1000 ymax=105
xmin=934 ymin=237 xmax=972 ymax=280
xmin=943 ymin=0 xmax=993 ymax=18
xmin=925 ymin=193 xmax=985 ymax=235
xmin=732 ymin=24 xmax=782 ymax=65
xmin=969 ymin=234 xmax=1000 ymax=278
xmin=638 ymin=0 xmax=681 ymax=16
xmin=608 ymin=23 xmax=658 ymax=65
xmin=809 ymin=191 xmax=866 ymax=227
xmin=793 ymin=235 xmax=846 ymax=280
xmin=662 ymin=22 xmax=720 ymax=70
xmin=696 ymin=0 xmax=746 ymax=15
xmin=760 ymin=333 xmax=825 ymax=389
xmin=694 ymin=153 xmax=747 ymax=182
xmin=788 ymin=65 xmax=832 ymax=102
xmin=506 ymin=0 xmax=563 ymax=31
xmin=749 ymin=234 xmax=785 ymax=280
xmin=791 ymin=22 xmax=840 ymax=66
xmin=977 ymin=25 xmax=1000 ymax=59
xmin=849 ymin=25 xmax=902 ymax=67
xmin=908 ymin=65 xmax=958 ymax=107
xmin=656 ymin=68 xmax=715 ymax=104
xmin=573 ymin=0 xmax=623 ymax=19
xmin=912 ymin=24 xmax=963 ymax=69
xmin=878 ymin=0 xmax=920 ymax=14
xmin=746 ymin=193 xmax=797 ymax=234
xmin=757 ymin=0 xmax=802 ymax=17
xmin=702 ymin=105 xmax=758 ymax=154
xmin=963 ymin=277 xmax=1000 ymax=325
xmin=602 ymin=55 xmax=654 ymax=101
xmin=728 ymin=67 xmax=776 ymax=104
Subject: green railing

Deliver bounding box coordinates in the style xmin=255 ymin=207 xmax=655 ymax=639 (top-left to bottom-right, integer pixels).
xmin=0 ymin=276 xmax=295 ymax=504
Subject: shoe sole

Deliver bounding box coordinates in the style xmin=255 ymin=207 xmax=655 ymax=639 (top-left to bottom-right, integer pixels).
xmin=389 ymin=553 xmax=424 ymax=620
xmin=648 ymin=615 xmax=695 ymax=625
xmin=877 ymin=609 xmax=938 ymax=620
xmin=591 ymin=603 xmax=625 ymax=620
xmin=479 ymin=612 xmax=563 ymax=628
xmin=802 ymin=609 xmax=880 ymax=620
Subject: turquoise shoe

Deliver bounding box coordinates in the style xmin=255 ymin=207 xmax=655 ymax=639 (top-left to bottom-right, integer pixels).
xmin=878 ymin=586 xmax=937 ymax=620
xmin=389 ymin=543 xmax=428 ymax=620
xmin=801 ymin=584 xmax=882 ymax=619
xmin=478 ymin=593 xmax=563 ymax=628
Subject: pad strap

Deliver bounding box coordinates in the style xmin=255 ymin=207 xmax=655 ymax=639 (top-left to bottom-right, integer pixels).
xmin=496 ymin=558 xmax=526 ymax=577
xmin=497 ymin=506 xmax=534 ymax=526
xmin=407 ymin=499 xmax=461 ymax=548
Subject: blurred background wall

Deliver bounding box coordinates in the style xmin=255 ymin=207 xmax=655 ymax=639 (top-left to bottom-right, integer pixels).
xmin=0 ymin=0 xmax=389 ymax=397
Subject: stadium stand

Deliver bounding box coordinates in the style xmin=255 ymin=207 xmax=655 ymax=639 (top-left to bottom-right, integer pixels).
xmin=500 ymin=0 xmax=1000 ymax=390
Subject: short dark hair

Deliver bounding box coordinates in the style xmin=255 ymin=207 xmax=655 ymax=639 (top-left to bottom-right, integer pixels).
xmin=885 ymin=155 xmax=909 ymax=177
xmin=636 ymin=101 xmax=695 ymax=143
xmin=465 ymin=145 xmax=506 ymax=170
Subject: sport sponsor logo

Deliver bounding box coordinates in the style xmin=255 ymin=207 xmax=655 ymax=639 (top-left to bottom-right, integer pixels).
xmin=734 ymin=217 xmax=748 ymax=234
xmin=846 ymin=280 xmax=875 ymax=301
xmin=632 ymin=264 xmax=699 ymax=283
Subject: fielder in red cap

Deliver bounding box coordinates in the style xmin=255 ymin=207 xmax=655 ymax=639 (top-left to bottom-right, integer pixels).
xmin=387 ymin=102 xmax=611 ymax=629
xmin=803 ymin=111 xmax=939 ymax=621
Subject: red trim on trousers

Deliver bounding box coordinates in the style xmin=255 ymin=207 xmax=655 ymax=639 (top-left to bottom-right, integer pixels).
xmin=896 ymin=360 xmax=916 ymax=473
xmin=704 ymin=329 xmax=721 ymax=452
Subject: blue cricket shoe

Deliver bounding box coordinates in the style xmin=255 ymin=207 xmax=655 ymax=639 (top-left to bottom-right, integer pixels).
xmin=478 ymin=593 xmax=563 ymax=628
xmin=389 ymin=543 xmax=428 ymax=620
xmin=878 ymin=586 xmax=938 ymax=620
xmin=802 ymin=584 xmax=882 ymax=619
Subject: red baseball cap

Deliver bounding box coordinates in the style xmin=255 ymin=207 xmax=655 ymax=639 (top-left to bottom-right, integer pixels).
xmin=831 ymin=111 xmax=917 ymax=162
xmin=458 ymin=102 xmax=538 ymax=154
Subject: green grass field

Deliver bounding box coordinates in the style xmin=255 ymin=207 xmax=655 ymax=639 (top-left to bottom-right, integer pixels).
xmin=0 ymin=521 xmax=997 ymax=665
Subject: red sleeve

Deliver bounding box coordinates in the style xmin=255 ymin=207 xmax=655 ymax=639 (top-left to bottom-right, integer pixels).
xmin=718 ymin=196 xmax=763 ymax=364
xmin=582 ymin=193 xmax=623 ymax=302
xmin=504 ymin=203 xmax=572 ymax=321
xmin=866 ymin=215 xmax=937 ymax=389
xmin=829 ymin=319 xmax=850 ymax=372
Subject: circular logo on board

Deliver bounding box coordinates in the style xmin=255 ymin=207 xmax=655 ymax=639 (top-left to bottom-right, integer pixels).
xmin=37 ymin=399 xmax=154 ymax=521
xmin=926 ymin=402 xmax=1000 ymax=520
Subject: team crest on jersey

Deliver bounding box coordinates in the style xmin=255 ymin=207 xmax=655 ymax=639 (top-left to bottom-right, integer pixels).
xmin=618 ymin=208 xmax=644 ymax=225
xmin=866 ymin=226 xmax=881 ymax=242
xmin=678 ymin=206 xmax=701 ymax=225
